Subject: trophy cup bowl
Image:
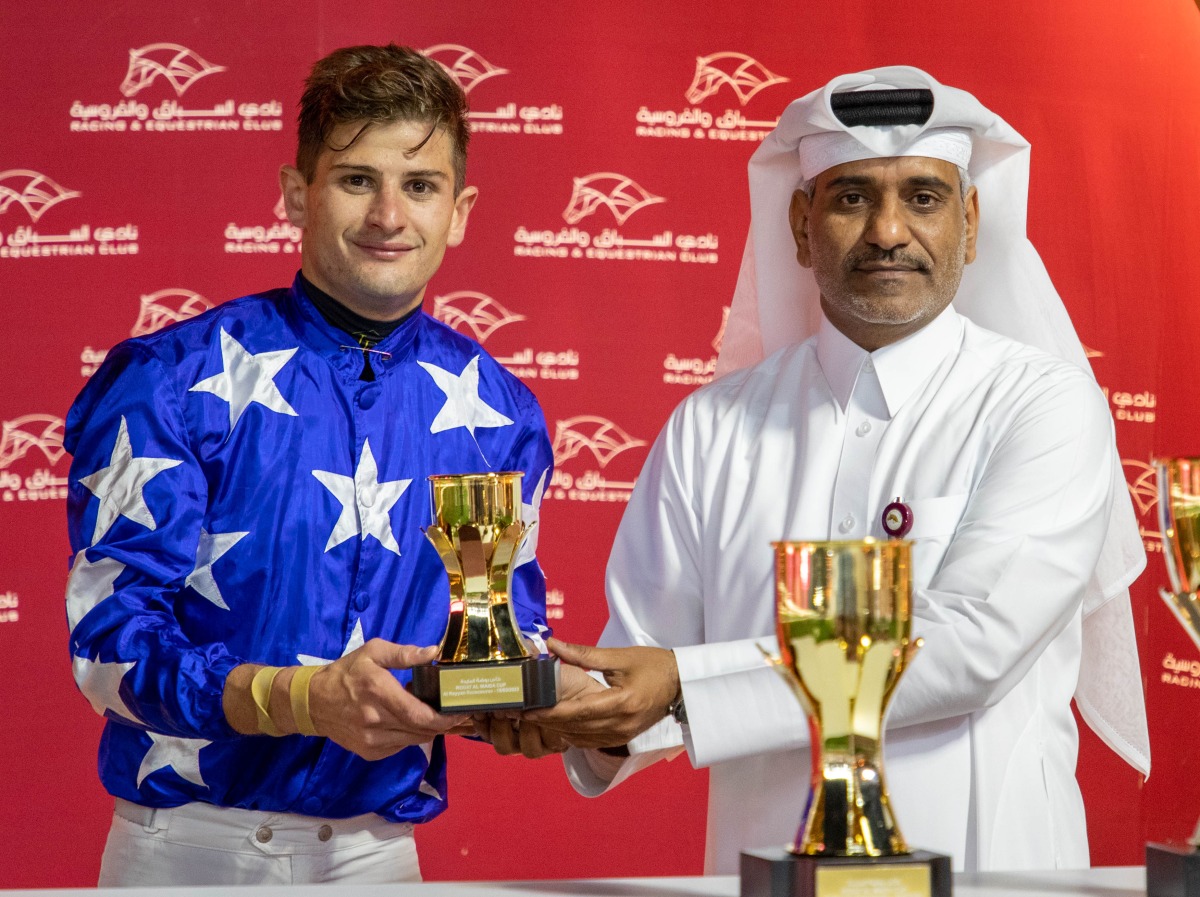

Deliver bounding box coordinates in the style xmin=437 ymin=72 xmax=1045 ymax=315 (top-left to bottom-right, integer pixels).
xmin=1147 ymin=458 xmax=1200 ymax=896
xmin=740 ymin=539 xmax=951 ymax=897
xmin=410 ymin=472 xmax=558 ymax=713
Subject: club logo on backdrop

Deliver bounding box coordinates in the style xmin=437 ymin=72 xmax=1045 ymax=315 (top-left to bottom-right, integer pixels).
xmin=119 ymin=44 xmax=227 ymax=97
xmin=432 ymin=291 xmax=579 ymax=382
xmin=662 ymin=306 xmax=728 ymax=387
xmin=637 ymin=50 xmax=786 ymax=143
xmin=0 ymin=170 xmax=139 ymax=260
xmin=1122 ymin=459 xmax=1162 ymax=554
xmin=553 ymin=417 xmax=646 ymax=467
xmin=0 ymin=414 xmax=68 ymax=503
xmin=130 ymin=289 xmax=214 ymax=337
xmin=684 ymin=53 xmax=788 ymax=105
xmin=563 ymin=174 xmax=665 ymax=226
xmin=69 ymin=42 xmax=283 ymax=134
xmin=424 ymin=44 xmax=509 ymax=94
xmin=548 ymin=416 xmax=647 ymax=503
xmin=422 ymin=42 xmax=563 ymax=136
xmin=515 ymin=173 xmax=718 ymax=265
xmin=224 ymin=195 xmax=302 ymax=255
xmin=80 ymin=288 xmax=212 ymax=377
xmin=0 ymin=170 xmax=81 ymax=221
xmin=434 ymin=291 xmax=525 ymax=342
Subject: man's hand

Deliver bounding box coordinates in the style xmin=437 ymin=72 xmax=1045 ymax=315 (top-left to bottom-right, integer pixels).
xmin=520 ymin=637 xmax=681 ymax=749
xmin=473 ymin=661 xmax=604 ymax=758
xmin=224 ymin=639 xmax=469 ymax=762
xmin=307 ymin=640 xmax=470 ymax=760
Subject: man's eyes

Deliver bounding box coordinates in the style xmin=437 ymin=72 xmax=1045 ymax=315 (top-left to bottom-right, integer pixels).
xmin=337 ymin=176 xmax=439 ymax=195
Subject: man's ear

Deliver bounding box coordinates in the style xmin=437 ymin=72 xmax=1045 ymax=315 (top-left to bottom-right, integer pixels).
xmin=445 ymin=185 xmax=479 ymax=249
xmin=279 ymin=165 xmax=307 ymax=228
xmin=789 ymin=189 xmax=813 ymax=269
xmin=963 ymin=185 xmax=980 ymax=265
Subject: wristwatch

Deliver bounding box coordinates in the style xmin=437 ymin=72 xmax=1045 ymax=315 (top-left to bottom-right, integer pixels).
xmin=667 ymin=692 xmax=688 ymax=726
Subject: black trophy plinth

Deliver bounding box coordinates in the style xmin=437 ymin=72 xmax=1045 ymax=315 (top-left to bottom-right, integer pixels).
xmin=1148 ymin=842 xmax=1200 ymax=897
xmin=411 ymin=654 xmax=559 ymax=713
xmin=741 ymin=847 xmax=952 ymax=897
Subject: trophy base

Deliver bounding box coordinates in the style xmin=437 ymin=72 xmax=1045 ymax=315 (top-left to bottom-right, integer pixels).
xmin=1147 ymin=842 xmax=1200 ymax=897
xmin=411 ymin=654 xmax=559 ymax=713
xmin=740 ymin=847 xmax=952 ymax=897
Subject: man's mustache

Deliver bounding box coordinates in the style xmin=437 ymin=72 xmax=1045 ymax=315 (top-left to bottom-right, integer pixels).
xmin=844 ymin=248 xmax=931 ymax=273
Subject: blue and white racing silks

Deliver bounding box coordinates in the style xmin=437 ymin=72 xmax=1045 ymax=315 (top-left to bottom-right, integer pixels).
xmin=64 ymin=275 xmax=554 ymax=822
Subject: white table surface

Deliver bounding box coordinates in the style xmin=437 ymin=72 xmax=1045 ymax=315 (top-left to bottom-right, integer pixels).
xmin=1 ymin=865 xmax=1147 ymax=897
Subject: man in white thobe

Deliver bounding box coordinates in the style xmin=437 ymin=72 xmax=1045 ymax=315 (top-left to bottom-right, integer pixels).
xmin=484 ymin=67 xmax=1150 ymax=875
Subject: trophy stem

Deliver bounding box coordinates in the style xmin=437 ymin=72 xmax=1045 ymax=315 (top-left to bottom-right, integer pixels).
xmin=796 ymin=720 xmax=906 ymax=857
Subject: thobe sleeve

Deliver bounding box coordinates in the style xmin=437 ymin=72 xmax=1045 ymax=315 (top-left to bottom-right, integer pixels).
xmin=887 ymin=367 xmax=1113 ymax=729
xmin=563 ymin=397 xmax=808 ymax=792
xmin=64 ymin=344 xmax=243 ymax=741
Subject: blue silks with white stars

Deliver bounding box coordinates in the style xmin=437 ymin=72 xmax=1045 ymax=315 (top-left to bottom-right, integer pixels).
xmin=64 ymin=274 xmax=553 ymax=822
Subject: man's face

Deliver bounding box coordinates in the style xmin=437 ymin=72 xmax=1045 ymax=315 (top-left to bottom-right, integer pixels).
xmin=790 ymin=155 xmax=979 ymax=350
xmin=280 ymin=119 xmax=477 ymax=321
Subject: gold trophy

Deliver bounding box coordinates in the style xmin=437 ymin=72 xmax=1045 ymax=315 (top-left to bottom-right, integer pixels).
xmin=740 ymin=539 xmax=951 ymax=897
xmin=411 ymin=472 xmax=558 ymax=712
xmin=1147 ymin=458 xmax=1200 ymax=896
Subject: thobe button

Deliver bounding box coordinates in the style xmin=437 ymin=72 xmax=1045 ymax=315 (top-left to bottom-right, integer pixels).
xmin=255 ymin=826 xmax=273 ymax=843
xmin=855 ymin=421 xmax=872 ymax=437
xmin=302 ymin=797 xmax=323 ymax=815
xmin=863 ymin=359 xmax=874 ymax=371
xmin=839 ymin=515 xmax=855 ymax=533
xmin=352 ymin=592 xmax=369 ymax=612
xmin=357 ymin=388 xmax=379 ymax=410
xmin=318 ymin=824 xmax=333 ymax=842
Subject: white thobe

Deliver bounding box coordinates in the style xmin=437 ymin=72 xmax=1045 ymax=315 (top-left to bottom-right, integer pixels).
xmin=565 ymin=307 xmax=1116 ymax=874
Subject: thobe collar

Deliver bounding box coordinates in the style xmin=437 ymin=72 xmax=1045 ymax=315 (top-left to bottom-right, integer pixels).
xmin=815 ymin=304 xmax=963 ymax=418
xmin=282 ymin=272 xmax=425 ymax=379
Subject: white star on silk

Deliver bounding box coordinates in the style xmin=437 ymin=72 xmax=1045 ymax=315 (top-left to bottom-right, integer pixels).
xmin=514 ymin=467 xmax=548 ymax=569
xmin=297 ymin=618 xmax=366 ymax=666
xmin=79 ymin=416 xmax=182 ymax=545
xmin=66 ymin=550 xmax=126 ymax=632
xmin=312 ymin=440 xmax=410 ymax=555
xmin=185 ymin=529 xmax=249 ymax=610
xmin=136 ymin=731 xmax=210 ymax=789
xmin=417 ymin=741 xmax=442 ymax=800
xmin=418 ymin=356 xmax=514 ymax=437
xmin=188 ymin=328 xmax=298 ymax=432
xmin=72 ymin=654 xmax=139 ymax=725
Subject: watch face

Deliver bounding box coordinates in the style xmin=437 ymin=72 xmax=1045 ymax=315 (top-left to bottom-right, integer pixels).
xmin=669 ymin=695 xmax=688 ymax=725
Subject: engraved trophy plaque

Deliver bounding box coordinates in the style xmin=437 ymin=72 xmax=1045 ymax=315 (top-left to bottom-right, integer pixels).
xmin=1147 ymin=458 xmax=1200 ymax=897
xmin=740 ymin=539 xmax=952 ymax=897
xmin=411 ymin=472 xmax=558 ymax=712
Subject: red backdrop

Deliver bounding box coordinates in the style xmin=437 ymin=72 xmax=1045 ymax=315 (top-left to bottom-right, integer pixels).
xmin=2 ymin=0 xmax=1199 ymax=887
